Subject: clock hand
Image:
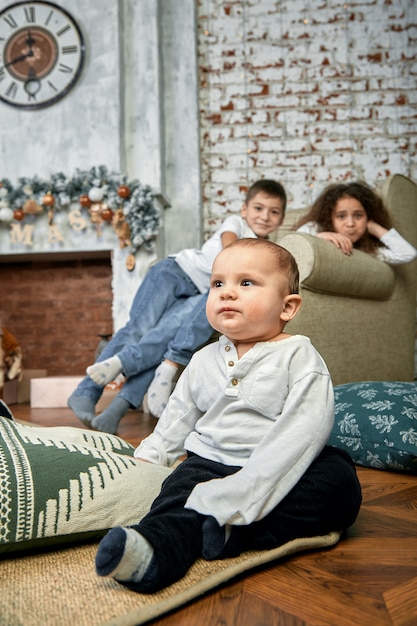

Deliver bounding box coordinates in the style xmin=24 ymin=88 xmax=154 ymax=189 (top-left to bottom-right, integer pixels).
xmin=2 ymin=31 xmax=35 ymax=71
xmin=2 ymin=50 xmax=34 ymax=69
xmin=25 ymin=29 xmax=35 ymax=53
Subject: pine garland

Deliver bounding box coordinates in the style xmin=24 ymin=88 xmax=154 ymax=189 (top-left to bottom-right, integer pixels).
xmin=0 ymin=165 xmax=162 ymax=253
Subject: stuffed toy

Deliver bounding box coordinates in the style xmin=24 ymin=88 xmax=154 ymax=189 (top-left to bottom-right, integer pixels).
xmin=0 ymin=326 xmax=23 ymax=395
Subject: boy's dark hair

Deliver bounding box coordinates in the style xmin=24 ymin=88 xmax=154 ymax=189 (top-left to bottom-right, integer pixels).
xmin=245 ymin=179 xmax=287 ymax=213
xmin=227 ymin=238 xmax=300 ymax=294
xmin=296 ymin=181 xmax=392 ymax=253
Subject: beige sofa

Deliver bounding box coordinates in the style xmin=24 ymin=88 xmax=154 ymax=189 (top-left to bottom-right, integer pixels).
xmin=273 ymin=174 xmax=417 ymax=385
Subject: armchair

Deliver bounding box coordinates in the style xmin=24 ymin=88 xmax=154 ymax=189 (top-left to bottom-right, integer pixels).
xmin=274 ymin=174 xmax=417 ymax=385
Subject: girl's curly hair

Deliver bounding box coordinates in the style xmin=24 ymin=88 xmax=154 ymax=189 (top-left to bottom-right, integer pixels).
xmin=295 ymin=181 xmax=392 ymax=253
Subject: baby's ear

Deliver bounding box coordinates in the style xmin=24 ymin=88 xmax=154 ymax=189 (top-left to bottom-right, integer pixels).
xmin=280 ymin=294 xmax=302 ymax=322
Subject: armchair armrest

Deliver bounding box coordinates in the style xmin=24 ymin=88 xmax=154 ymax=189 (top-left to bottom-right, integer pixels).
xmin=279 ymin=233 xmax=395 ymax=300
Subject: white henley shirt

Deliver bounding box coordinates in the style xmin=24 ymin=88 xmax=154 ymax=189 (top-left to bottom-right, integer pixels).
xmin=135 ymin=334 xmax=334 ymax=527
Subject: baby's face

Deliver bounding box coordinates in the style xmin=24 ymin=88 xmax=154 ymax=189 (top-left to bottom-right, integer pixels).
xmin=207 ymin=245 xmax=290 ymax=344
xmin=241 ymin=191 xmax=284 ymax=238
xmin=331 ymin=197 xmax=368 ymax=243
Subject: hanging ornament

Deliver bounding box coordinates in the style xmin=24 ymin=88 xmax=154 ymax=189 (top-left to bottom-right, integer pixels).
xmin=88 ymin=203 xmax=102 ymax=223
xmin=23 ymin=198 xmax=43 ymax=214
xmin=88 ymin=187 xmax=104 ymax=203
xmin=101 ymin=205 xmax=113 ymax=221
xmin=88 ymin=203 xmax=104 ymax=237
xmin=13 ymin=209 xmax=25 ymax=221
xmin=42 ymin=192 xmax=55 ymax=207
xmin=117 ymin=185 xmax=130 ymax=199
xmin=112 ymin=207 xmax=131 ymax=248
xmin=126 ymin=253 xmax=136 ymax=271
xmin=79 ymin=194 xmax=92 ymax=208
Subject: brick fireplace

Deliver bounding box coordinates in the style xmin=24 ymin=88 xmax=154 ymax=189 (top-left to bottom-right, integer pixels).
xmin=0 ymin=255 xmax=114 ymax=377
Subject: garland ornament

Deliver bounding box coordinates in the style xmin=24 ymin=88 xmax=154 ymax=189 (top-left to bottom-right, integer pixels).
xmin=0 ymin=166 xmax=162 ymax=264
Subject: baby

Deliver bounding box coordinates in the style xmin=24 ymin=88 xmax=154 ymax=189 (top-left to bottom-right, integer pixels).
xmin=95 ymin=238 xmax=362 ymax=593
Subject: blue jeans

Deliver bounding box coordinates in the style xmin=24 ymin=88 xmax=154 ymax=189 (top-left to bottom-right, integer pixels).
xmin=165 ymin=292 xmax=213 ymax=366
xmin=72 ymin=259 xmax=213 ymax=408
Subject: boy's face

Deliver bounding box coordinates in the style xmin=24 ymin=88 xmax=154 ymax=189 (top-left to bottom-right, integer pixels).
xmin=241 ymin=191 xmax=284 ymax=238
xmin=207 ymin=245 xmax=294 ymax=345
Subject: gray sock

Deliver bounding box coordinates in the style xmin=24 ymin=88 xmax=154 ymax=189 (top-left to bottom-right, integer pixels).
xmin=146 ymin=361 xmax=178 ymax=418
xmin=86 ymin=355 xmax=123 ymax=386
xmin=67 ymin=393 xmax=96 ymax=426
xmin=96 ymin=526 xmax=154 ymax=583
xmin=91 ymin=396 xmax=131 ymax=434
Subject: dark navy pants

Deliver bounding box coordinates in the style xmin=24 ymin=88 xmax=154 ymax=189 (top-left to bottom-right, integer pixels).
xmin=128 ymin=446 xmax=362 ymax=592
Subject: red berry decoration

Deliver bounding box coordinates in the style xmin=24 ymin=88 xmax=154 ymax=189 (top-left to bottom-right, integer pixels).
xmin=117 ymin=185 xmax=130 ymax=199
xmin=13 ymin=209 xmax=25 ymax=221
xmin=42 ymin=192 xmax=55 ymax=207
xmin=79 ymin=194 xmax=92 ymax=208
xmin=101 ymin=207 xmax=114 ymax=221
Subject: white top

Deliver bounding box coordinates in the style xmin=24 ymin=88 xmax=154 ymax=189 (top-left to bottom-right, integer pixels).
xmin=135 ymin=334 xmax=334 ymax=527
xmin=297 ymin=222 xmax=417 ymax=265
xmin=173 ymin=215 xmax=257 ymax=292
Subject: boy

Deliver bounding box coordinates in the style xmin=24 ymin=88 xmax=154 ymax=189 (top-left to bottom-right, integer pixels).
xmin=95 ymin=238 xmax=362 ymax=592
xmin=68 ymin=180 xmax=286 ymax=433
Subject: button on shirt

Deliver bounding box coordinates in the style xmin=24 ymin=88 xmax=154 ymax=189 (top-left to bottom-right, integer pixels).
xmin=135 ymin=334 xmax=334 ymax=527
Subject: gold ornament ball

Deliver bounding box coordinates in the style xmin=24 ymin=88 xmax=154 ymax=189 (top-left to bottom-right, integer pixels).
xmin=117 ymin=185 xmax=130 ymax=198
xmin=13 ymin=209 xmax=25 ymax=221
xmin=101 ymin=207 xmax=114 ymax=221
xmin=80 ymin=194 xmax=92 ymax=208
xmin=43 ymin=192 xmax=55 ymax=207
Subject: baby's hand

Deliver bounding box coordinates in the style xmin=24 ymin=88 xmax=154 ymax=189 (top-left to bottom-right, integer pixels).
xmin=317 ymin=232 xmax=353 ymax=255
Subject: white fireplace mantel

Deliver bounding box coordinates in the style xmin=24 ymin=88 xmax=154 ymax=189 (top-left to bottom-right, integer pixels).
xmin=0 ymin=0 xmax=201 ymax=332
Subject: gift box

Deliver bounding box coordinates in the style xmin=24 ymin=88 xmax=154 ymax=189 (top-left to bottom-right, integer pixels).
xmin=30 ymin=375 xmax=125 ymax=409
xmin=19 ymin=369 xmax=48 ymax=403
xmin=1 ymin=369 xmax=48 ymax=405
xmin=31 ymin=376 xmax=83 ymax=408
xmin=2 ymin=379 xmax=19 ymax=405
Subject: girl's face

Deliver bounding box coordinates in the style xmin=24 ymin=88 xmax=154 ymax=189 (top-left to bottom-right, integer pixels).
xmin=331 ymin=197 xmax=368 ymax=243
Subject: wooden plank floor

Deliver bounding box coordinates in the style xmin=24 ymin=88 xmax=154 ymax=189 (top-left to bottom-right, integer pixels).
xmin=9 ymin=403 xmax=417 ymax=626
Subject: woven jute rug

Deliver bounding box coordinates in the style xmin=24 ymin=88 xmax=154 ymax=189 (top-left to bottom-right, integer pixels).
xmin=0 ymin=531 xmax=340 ymax=626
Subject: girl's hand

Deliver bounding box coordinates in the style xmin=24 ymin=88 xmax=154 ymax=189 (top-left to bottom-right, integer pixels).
xmin=317 ymin=231 xmax=353 ymax=255
xmin=367 ymin=220 xmax=388 ymax=239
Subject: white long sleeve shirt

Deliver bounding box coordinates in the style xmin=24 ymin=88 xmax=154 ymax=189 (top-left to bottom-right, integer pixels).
xmin=135 ymin=335 xmax=334 ymax=527
xmin=297 ymin=222 xmax=417 ymax=265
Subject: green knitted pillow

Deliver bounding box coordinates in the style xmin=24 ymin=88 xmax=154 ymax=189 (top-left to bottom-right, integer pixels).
xmin=0 ymin=410 xmax=171 ymax=554
xmin=329 ymin=381 xmax=417 ymax=473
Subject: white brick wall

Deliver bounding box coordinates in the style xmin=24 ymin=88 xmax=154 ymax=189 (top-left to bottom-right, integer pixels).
xmin=197 ymin=0 xmax=417 ymax=231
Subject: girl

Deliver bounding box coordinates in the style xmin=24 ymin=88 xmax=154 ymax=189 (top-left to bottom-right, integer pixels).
xmin=295 ymin=181 xmax=417 ymax=264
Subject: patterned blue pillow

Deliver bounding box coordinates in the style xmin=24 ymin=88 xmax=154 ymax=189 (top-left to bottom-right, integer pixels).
xmin=329 ymin=381 xmax=417 ymax=473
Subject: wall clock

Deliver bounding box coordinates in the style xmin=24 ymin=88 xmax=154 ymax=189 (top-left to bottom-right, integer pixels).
xmin=0 ymin=1 xmax=85 ymax=110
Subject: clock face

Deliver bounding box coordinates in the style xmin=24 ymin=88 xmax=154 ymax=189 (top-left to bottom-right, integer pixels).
xmin=0 ymin=1 xmax=85 ymax=109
